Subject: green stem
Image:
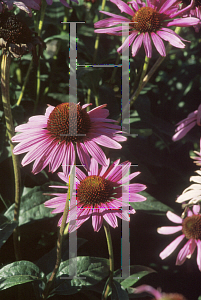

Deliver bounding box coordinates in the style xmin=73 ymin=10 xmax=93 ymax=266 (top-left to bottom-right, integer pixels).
xmin=130 ymin=55 xmax=150 ymax=105
xmin=102 ymin=220 xmax=114 ymax=300
xmin=34 ymin=0 xmax=47 ymax=113
xmin=42 ymin=161 xmax=75 ymax=299
xmin=16 ymin=60 xmax=33 ymax=106
xmin=1 ymin=52 xmax=21 ymax=260
xmin=117 ymin=55 xmax=149 ymax=125
xmin=93 ymin=0 xmax=107 ymax=64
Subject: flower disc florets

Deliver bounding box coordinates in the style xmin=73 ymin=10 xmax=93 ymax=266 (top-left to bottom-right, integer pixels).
xmin=132 ymin=7 xmax=161 ymax=33
xmin=0 ymin=11 xmax=46 ymax=63
xmin=182 ymin=214 xmax=201 ymax=239
xmin=77 ymin=175 xmax=113 ymax=206
xmin=47 ymin=103 xmax=91 ymax=144
xmin=0 ymin=12 xmax=32 ymax=44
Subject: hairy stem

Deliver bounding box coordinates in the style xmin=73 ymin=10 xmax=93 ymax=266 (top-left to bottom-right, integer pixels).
xmin=102 ymin=220 xmax=114 ymax=300
xmin=1 ymin=52 xmax=21 ymax=260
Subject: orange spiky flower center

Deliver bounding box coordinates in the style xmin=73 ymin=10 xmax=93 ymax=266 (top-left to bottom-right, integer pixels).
xmin=182 ymin=214 xmax=201 ymax=240
xmin=77 ymin=175 xmax=113 ymax=206
xmin=47 ymin=103 xmax=91 ymax=144
xmin=132 ymin=7 xmax=161 ymax=33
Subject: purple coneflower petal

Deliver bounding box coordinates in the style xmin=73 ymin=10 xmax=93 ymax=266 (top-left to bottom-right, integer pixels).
xmin=132 ymin=34 xmax=143 ymax=56
xmin=157 ymin=30 xmax=185 ymax=48
xmin=196 ymin=240 xmax=201 ymax=271
xmin=176 ymin=239 xmax=196 ymax=265
xmin=166 ymin=211 xmax=182 ymax=223
xmin=151 ymin=32 xmax=166 ymax=56
xmin=159 ymin=234 xmax=185 ymax=260
xmin=143 ymin=32 xmax=152 ymax=58
xmin=92 ymin=208 xmax=103 ymax=232
xmin=76 ymin=142 xmax=91 ymax=171
xmin=157 ymin=226 xmax=182 ymax=234
xmin=110 ymin=0 xmax=134 ymax=16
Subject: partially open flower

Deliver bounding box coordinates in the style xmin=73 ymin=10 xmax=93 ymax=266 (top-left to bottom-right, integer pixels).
xmin=0 ymin=11 xmax=45 ymax=64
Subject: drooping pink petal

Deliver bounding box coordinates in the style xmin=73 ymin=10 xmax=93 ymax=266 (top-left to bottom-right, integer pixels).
xmin=157 ymin=226 xmax=182 ymax=235
xmin=143 ymin=32 xmax=152 ymax=58
xmin=117 ymin=31 xmax=138 ymax=53
xmin=166 ymin=211 xmax=182 ymax=224
xmin=159 ymin=234 xmax=185 ymax=260
xmin=167 ymin=17 xmax=200 ymax=27
xmin=132 ymin=34 xmax=143 ymax=56
xmin=84 ymin=140 xmax=108 ymax=166
xmin=176 ymin=239 xmax=196 ymax=265
xmin=157 ymin=30 xmax=185 ymax=48
xmin=196 ymin=240 xmax=201 ymax=271
xmin=76 ymin=142 xmax=91 ymax=171
xmin=92 ymin=208 xmax=103 ymax=231
xmin=151 ymin=32 xmax=166 ymax=56
xmin=134 ymin=285 xmax=162 ymax=299
xmin=110 ymin=0 xmax=134 ymax=16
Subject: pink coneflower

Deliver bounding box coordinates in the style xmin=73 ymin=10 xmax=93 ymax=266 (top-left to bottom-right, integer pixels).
xmin=134 ymin=284 xmax=187 ymax=300
xmin=172 ymin=104 xmax=201 ymax=141
xmin=12 ymin=103 xmax=127 ymax=175
xmin=94 ymin=0 xmax=200 ymax=58
xmin=158 ymin=205 xmax=201 ymax=271
xmin=44 ymin=157 xmax=147 ymax=232
xmin=182 ymin=0 xmax=201 ymax=32
xmin=176 ymin=170 xmax=201 ymax=205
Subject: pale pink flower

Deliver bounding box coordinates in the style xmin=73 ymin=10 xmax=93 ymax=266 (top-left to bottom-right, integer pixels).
xmin=176 ymin=170 xmax=201 ymax=205
xmin=134 ymin=284 xmax=187 ymax=300
xmin=94 ymin=0 xmax=200 ymax=58
xmin=12 ymin=103 xmax=127 ymax=176
xmin=44 ymin=157 xmax=147 ymax=232
xmin=158 ymin=205 xmax=201 ymax=271
xmin=172 ymin=104 xmax=201 ymax=141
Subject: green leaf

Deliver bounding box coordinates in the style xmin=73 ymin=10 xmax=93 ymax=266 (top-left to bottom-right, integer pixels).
xmin=111 ymin=280 xmax=129 ymax=300
xmin=52 ymin=256 xmax=109 ymax=295
xmin=0 ymin=215 xmax=17 ymax=249
xmin=37 ymin=238 xmax=87 ymax=275
xmin=114 ymin=265 xmax=155 ymax=288
xmin=0 ymin=261 xmax=46 ymax=291
xmin=4 ymin=182 xmax=62 ymax=226
xmin=130 ymin=191 xmax=173 ymax=214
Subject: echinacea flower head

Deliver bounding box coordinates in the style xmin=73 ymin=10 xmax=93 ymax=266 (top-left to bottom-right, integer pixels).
xmin=158 ymin=205 xmax=201 ymax=271
xmin=134 ymin=284 xmax=187 ymax=300
xmin=172 ymin=104 xmax=201 ymax=141
xmin=12 ymin=103 xmax=127 ymax=176
xmin=44 ymin=158 xmax=147 ymax=232
xmin=94 ymin=0 xmax=200 ymax=58
xmin=0 ymin=11 xmax=45 ymax=63
xmin=176 ymin=170 xmax=201 ymax=205
xmin=182 ymin=0 xmax=201 ymax=32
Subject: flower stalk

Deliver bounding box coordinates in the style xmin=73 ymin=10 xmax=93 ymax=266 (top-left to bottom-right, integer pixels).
xmin=42 ymin=163 xmax=74 ymax=300
xmin=93 ymin=0 xmax=107 ymax=64
xmin=34 ymin=0 xmax=47 ymax=113
xmin=102 ymin=219 xmax=114 ymax=300
xmin=1 ymin=52 xmax=21 ymax=260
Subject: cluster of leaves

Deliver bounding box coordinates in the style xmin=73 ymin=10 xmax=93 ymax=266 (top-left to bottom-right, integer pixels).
xmin=0 ymin=0 xmax=201 ymax=299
